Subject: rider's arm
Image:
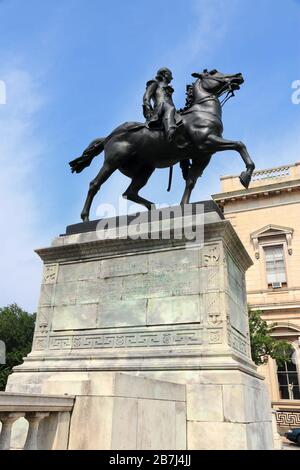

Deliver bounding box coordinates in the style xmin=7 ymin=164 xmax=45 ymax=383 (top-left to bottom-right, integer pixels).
xmin=143 ymin=81 xmax=157 ymax=120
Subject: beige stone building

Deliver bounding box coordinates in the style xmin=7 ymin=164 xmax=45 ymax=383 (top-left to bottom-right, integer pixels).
xmin=213 ymin=162 xmax=300 ymax=429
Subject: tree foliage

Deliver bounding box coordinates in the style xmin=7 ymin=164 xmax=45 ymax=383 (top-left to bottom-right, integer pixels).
xmin=0 ymin=304 xmax=36 ymax=390
xmin=248 ymin=308 xmax=293 ymax=366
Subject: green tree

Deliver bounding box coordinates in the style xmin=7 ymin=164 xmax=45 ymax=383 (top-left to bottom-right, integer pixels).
xmin=248 ymin=308 xmax=293 ymax=366
xmin=0 ymin=304 xmax=36 ymax=390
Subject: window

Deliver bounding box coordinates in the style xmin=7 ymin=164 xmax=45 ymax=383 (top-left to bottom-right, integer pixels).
xmin=264 ymin=245 xmax=287 ymax=287
xmin=277 ymin=350 xmax=300 ymax=400
xmin=250 ymin=224 xmax=293 ymax=259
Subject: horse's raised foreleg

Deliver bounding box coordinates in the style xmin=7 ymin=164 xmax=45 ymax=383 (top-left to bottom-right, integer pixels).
xmin=206 ymin=135 xmax=255 ymax=188
xmin=81 ymin=161 xmax=117 ymax=222
xmin=122 ymin=167 xmax=155 ymax=211
xmin=180 ymin=156 xmax=211 ymax=205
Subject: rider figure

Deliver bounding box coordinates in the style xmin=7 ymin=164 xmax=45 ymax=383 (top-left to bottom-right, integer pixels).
xmin=143 ymin=67 xmax=178 ymax=142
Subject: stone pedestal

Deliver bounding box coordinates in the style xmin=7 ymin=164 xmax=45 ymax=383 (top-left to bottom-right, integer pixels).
xmin=7 ymin=201 xmax=274 ymax=449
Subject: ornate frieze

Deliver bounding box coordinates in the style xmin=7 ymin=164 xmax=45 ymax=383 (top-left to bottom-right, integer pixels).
xmin=276 ymin=410 xmax=300 ymax=427
xmin=34 ymin=329 xmax=203 ymax=351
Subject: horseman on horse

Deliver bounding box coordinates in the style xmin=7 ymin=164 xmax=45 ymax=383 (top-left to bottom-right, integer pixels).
xmin=69 ymin=68 xmax=255 ymax=222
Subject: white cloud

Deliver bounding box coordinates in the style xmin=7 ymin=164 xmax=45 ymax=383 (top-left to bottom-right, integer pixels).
xmin=0 ymin=69 xmax=47 ymax=312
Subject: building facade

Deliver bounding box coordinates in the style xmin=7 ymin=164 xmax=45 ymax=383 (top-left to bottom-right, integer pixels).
xmin=213 ymin=162 xmax=300 ymax=430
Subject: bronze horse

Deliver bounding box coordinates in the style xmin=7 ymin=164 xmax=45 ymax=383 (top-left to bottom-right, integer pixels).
xmin=70 ymin=69 xmax=255 ymax=222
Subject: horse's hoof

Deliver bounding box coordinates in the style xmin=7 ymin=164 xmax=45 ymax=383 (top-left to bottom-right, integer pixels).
xmin=239 ymin=171 xmax=251 ymax=189
xmin=81 ymin=214 xmax=89 ymax=222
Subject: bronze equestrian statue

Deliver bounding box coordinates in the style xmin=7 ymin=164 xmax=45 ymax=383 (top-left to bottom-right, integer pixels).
xmin=69 ymin=68 xmax=255 ymax=222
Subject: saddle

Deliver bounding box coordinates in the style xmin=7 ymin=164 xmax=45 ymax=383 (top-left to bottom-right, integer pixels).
xmin=115 ymin=117 xmax=191 ymax=192
xmin=120 ymin=114 xmax=191 ymax=150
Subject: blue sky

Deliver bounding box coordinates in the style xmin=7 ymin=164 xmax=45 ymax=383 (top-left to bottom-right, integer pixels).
xmin=0 ymin=0 xmax=299 ymax=311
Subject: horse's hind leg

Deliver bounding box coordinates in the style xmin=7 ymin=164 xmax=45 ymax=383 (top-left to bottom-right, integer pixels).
xmin=81 ymin=161 xmax=117 ymax=221
xmin=123 ymin=167 xmax=155 ymax=211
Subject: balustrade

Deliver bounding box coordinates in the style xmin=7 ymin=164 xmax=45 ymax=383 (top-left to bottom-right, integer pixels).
xmin=252 ymin=165 xmax=292 ymax=182
xmin=0 ymin=392 xmax=74 ymax=450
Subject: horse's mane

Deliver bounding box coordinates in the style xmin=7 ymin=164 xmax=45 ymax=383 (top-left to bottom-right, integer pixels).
xmin=178 ymin=83 xmax=195 ymax=113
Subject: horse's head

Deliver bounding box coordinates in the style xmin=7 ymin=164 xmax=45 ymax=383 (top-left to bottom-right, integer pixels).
xmin=192 ymin=69 xmax=244 ymax=98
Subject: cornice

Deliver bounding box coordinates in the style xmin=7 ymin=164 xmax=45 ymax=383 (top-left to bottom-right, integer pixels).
xmin=35 ymin=219 xmax=253 ymax=271
xmin=213 ymin=178 xmax=300 ymax=204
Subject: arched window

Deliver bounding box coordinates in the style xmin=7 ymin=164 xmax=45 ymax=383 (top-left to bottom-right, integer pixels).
xmin=277 ymin=349 xmax=300 ymax=400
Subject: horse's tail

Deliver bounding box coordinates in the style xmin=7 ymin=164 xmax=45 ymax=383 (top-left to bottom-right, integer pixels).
xmin=69 ymin=137 xmax=105 ymax=174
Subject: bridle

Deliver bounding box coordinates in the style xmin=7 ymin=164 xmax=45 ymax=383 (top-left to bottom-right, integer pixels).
xmin=197 ymin=74 xmax=238 ymax=107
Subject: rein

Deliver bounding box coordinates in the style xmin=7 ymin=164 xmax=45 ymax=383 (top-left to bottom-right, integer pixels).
xmin=220 ymin=89 xmax=235 ymax=107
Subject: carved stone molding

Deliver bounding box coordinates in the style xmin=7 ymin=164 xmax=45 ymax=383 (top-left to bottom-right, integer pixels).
xmin=35 ymin=220 xmax=253 ymax=272
xmin=208 ymin=329 xmax=223 ymax=344
xmin=34 ymin=337 xmax=48 ymax=351
xmin=43 ymin=264 xmax=58 ymax=284
xmin=202 ymin=245 xmax=220 ymax=267
xmin=205 ymin=292 xmax=222 ymax=327
xmin=36 ymin=307 xmax=52 ymax=334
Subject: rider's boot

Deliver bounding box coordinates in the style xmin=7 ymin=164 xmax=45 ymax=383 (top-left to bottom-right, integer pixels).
xmin=163 ymin=109 xmax=177 ymax=143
